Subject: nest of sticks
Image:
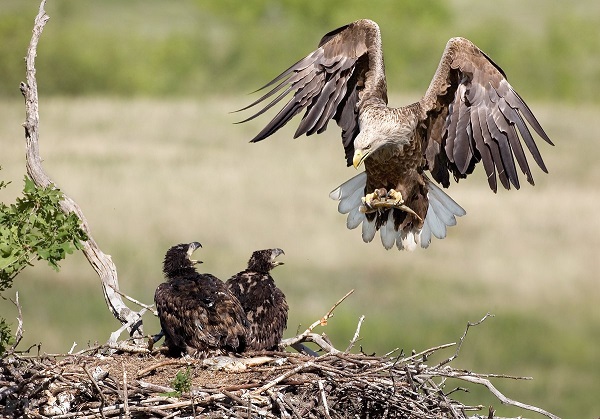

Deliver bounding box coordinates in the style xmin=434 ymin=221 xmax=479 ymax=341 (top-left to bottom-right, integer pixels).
xmin=0 ymin=292 xmax=558 ymax=419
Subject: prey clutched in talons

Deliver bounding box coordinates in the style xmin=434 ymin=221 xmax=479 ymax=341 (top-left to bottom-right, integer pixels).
xmin=359 ymin=188 xmax=422 ymax=221
xmin=359 ymin=188 xmax=387 ymax=213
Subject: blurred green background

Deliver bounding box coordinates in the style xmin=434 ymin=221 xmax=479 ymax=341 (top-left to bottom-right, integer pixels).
xmin=1 ymin=1 xmax=599 ymax=417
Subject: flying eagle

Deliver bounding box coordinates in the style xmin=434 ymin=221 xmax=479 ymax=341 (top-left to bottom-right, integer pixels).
xmin=226 ymin=248 xmax=288 ymax=351
xmin=238 ymin=19 xmax=553 ymax=250
xmin=154 ymin=242 xmax=250 ymax=357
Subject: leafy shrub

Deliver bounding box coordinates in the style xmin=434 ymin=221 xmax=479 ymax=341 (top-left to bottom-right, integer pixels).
xmin=161 ymin=367 xmax=193 ymax=397
xmin=0 ymin=318 xmax=13 ymax=355
xmin=0 ymin=173 xmax=88 ymax=291
xmin=172 ymin=367 xmax=192 ymax=394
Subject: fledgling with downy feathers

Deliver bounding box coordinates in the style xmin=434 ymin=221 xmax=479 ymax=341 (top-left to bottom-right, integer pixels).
xmin=154 ymin=242 xmax=250 ymax=357
xmin=227 ymin=248 xmax=288 ymax=351
xmin=238 ymin=19 xmax=553 ymax=251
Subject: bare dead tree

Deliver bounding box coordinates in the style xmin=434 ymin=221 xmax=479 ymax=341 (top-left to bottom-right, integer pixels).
xmin=19 ymin=0 xmax=144 ymax=345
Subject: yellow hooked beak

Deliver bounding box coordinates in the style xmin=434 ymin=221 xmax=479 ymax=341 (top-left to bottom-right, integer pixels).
xmin=353 ymin=149 xmax=370 ymax=169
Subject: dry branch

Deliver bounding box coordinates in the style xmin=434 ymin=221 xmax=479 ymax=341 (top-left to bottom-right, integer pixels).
xmin=440 ymin=372 xmax=560 ymax=419
xmin=436 ymin=312 xmax=494 ymax=368
xmin=4 ymin=292 xmax=24 ymax=354
xmin=280 ymin=289 xmax=354 ymax=354
xmin=345 ymin=314 xmax=365 ymax=353
xmin=20 ymin=0 xmax=144 ymax=344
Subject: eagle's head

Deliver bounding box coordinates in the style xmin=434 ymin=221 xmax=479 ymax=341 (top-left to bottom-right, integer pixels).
xmin=352 ymin=130 xmax=391 ymax=169
xmin=352 ymin=114 xmax=412 ymax=168
xmin=247 ymin=248 xmax=285 ymax=274
xmin=163 ymin=241 xmax=202 ymax=279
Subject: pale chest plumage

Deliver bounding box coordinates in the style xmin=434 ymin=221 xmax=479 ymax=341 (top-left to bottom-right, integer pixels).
xmin=358 ymin=104 xmax=424 ymax=189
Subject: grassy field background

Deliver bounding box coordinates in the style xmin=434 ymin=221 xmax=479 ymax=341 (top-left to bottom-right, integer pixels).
xmin=1 ymin=0 xmax=600 ymax=417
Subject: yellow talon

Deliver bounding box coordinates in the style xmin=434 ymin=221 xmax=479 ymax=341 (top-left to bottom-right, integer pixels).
xmin=388 ymin=189 xmax=404 ymax=205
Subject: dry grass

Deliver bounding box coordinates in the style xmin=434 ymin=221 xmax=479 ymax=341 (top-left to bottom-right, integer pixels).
xmin=1 ymin=96 xmax=599 ymax=417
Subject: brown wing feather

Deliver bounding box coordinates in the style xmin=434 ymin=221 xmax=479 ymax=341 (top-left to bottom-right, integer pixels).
xmin=227 ymin=271 xmax=288 ymax=351
xmin=154 ymin=274 xmax=249 ymax=356
xmin=420 ymin=37 xmax=553 ymax=192
xmin=238 ymin=19 xmax=388 ymax=166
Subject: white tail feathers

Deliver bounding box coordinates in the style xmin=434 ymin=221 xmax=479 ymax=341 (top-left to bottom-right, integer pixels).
xmin=329 ymin=172 xmax=367 ymax=203
xmin=419 ymin=180 xmax=466 ymax=248
xmin=380 ymin=210 xmax=396 ymax=249
xmin=329 ymin=173 xmax=466 ymax=250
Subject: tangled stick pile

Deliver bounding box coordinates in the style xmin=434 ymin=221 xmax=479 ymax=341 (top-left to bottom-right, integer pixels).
xmin=0 ymin=348 xmax=469 ymax=418
xmin=0 ymin=311 xmax=558 ymax=419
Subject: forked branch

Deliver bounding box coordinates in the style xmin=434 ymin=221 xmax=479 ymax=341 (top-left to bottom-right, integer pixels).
xmin=279 ymin=289 xmax=355 ymax=355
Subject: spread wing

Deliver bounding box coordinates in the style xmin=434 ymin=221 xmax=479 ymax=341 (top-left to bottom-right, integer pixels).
xmin=420 ymin=37 xmax=554 ymax=192
xmin=237 ymin=19 xmax=387 ymax=166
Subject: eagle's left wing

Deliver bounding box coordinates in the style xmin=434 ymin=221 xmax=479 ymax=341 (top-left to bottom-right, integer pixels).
xmin=420 ymin=37 xmax=553 ymax=192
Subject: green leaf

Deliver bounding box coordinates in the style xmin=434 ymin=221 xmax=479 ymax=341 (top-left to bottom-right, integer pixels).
xmin=23 ymin=176 xmax=35 ymax=194
xmin=0 ymin=175 xmax=87 ymax=290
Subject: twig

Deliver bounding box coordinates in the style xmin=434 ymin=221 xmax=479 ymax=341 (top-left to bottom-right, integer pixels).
xmin=82 ymin=364 xmax=107 ymax=419
xmin=137 ymin=380 xmax=176 ymax=394
xmin=109 ymin=284 xmax=157 ymax=315
xmin=383 ymin=347 xmax=401 ymax=357
xmin=137 ymin=359 xmax=193 ymax=378
xmin=8 ymin=292 xmax=24 ymax=353
xmin=307 ymin=333 xmax=340 ymax=354
xmin=105 ymin=340 xmax=151 ymax=354
xmin=318 ymin=380 xmax=332 ymax=419
xmin=302 ymin=289 xmax=354 ymax=333
xmin=290 ymin=342 xmax=319 ymax=356
xmin=252 ymin=361 xmax=314 ymax=395
xmin=345 ymin=315 xmax=365 ymax=353
xmin=222 ymin=389 xmax=247 ymax=406
xmin=267 ymin=390 xmax=291 ymax=419
xmin=122 ymin=361 xmax=130 ymax=418
xmin=396 ymin=342 xmax=456 ymax=365
xmin=319 ymin=289 xmax=354 ymax=326
xmin=444 ymin=373 xmax=560 ymax=419
xmin=108 ymin=307 xmax=146 ymax=344
xmin=280 ymin=290 xmax=354 ymax=353
xmin=280 ymin=393 xmax=303 ymax=419
xmin=435 ymin=313 xmax=494 ymax=368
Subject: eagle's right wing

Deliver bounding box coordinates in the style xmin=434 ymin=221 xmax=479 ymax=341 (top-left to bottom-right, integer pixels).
xmin=237 ymin=19 xmax=388 ymax=167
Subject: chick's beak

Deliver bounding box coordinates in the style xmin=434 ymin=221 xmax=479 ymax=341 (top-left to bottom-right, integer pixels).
xmin=187 ymin=242 xmax=203 ymax=265
xmin=271 ymin=248 xmax=285 ymax=267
